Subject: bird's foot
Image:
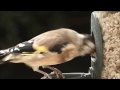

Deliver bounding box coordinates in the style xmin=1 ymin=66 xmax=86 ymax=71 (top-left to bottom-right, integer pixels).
xmin=43 ymin=66 xmax=65 ymax=79
xmin=54 ymin=68 xmax=65 ymax=79
xmin=41 ymin=74 xmax=52 ymax=79
xmin=50 ymin=70 xmax=65 ymax=79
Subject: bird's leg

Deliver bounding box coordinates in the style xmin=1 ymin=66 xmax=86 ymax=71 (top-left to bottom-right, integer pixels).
xmin=34 ymin=46 xmax=49 ymax=54
xmin=44 ymin=66 xmax=65 ymax=79
xmin=38 ymin=70 xmax=52 ymax=79
xmin=32 ymin=67 xmax=52 ymax=79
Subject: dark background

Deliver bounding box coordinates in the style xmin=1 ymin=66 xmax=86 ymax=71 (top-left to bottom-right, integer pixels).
xmin=0 ymin=11 xmax=93 ymax=79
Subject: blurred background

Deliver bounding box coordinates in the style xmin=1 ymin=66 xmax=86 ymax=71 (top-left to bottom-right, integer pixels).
xmin=0 ymin=11 xmax=93 ymax=79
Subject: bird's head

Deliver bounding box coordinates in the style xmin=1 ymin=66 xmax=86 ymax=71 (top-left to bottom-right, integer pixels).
xmin=83 ymin=34 xmax=96 ymax=55
xmin=77 ymin=33 xmax=95 ymax=56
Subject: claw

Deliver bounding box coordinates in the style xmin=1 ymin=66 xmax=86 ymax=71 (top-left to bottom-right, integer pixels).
xmin=43 ymin=66 xmax=65 ymax=79
xmin=50 ymin=68 xmax=65 ymax=79
xmin=41 ymin=74 xmax=52 ymax=79
xmin=49 ymin=71 xmax=65 ymax=79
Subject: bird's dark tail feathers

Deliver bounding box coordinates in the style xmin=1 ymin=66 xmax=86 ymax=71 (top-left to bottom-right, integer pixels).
xmin=0 ymin=48 xmax=13 ymax=56
xmin=0 ymin=46 xmax=22 ymax=56
xmin=0 ymin=40 xmax=34 ymax=56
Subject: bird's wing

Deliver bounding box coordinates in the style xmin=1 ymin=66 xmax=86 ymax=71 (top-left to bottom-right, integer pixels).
xmin=31 ymin=30 xmax=72 ymax=53
xmin=0 ymin=28 xmax=79 ymax=55
xmin=1 ymin=28 xmax=89 ymax=57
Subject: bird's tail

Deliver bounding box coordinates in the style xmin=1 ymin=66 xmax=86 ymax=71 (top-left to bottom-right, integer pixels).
xmin=0 ymin=40 xmax=34 ymax=56
xmin=0 ymin=48 xmax=13 ymax=56
xmin=0 ymin=50 xmax=11 ymax=64
xmin=0 ymin=46 xmax=21 ymax=56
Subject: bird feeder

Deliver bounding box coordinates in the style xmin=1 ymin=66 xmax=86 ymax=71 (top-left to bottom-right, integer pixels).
xmin=61 ymin=11 xmax=120 ymax=79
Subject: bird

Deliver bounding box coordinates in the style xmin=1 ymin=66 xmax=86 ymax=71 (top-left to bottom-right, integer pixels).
xmin=0 ymin=28 xmax=95 ymax=79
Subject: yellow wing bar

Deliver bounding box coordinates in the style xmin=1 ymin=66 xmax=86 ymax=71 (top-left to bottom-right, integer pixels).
xmin=33 ymin=46 xmax=49 ymax=54
xmin=21 ymin=46 xmax=49 ymax=56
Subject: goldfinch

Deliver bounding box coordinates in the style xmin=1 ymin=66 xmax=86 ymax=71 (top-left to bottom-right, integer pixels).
xmin=0 ymin=28 xmax=95 ymax=79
